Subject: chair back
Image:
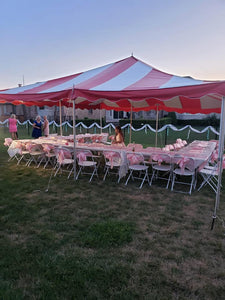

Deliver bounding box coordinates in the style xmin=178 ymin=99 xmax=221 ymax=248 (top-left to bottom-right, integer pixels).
xmin=76 ymin=149 xmax=93 ymax=163
xmin=103 ymin=151 xmax=121 ymax=167
xmin=42 ymin=144 xmax=55 ymax=155
xmin=173 ymin=155 xmax=195 ymax=172
xmin=151 ymin=153 xmax=171 ymax=165
xmin=127 ymin=152 xmax=144 ymax=165
xmin=56 ymin=148 xmax=72 ymax=164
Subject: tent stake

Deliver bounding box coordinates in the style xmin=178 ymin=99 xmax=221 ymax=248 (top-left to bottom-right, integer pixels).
xmin=211 ymin=215 xmax=216 ymax=230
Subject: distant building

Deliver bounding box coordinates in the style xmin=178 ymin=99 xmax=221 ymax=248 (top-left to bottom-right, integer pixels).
xmin=175 ymin=112 xmax=220 ymax=120
xmin=0 ymin=103 xmax=168 ymax=124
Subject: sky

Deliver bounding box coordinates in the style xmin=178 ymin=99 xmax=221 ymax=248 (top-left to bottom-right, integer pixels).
xmin=0 ymin=0 xmax=225 ymax=89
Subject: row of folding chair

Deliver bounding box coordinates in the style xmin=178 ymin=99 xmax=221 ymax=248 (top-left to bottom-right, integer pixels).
xmin=5 ymin=139 xmax=219 ymax=194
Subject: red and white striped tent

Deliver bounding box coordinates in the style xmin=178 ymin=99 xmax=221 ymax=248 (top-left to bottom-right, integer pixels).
xmin=1 ymin=55 xmax=225 ymax=113
xmin=1 ymin=56 xmax=225 ymax=222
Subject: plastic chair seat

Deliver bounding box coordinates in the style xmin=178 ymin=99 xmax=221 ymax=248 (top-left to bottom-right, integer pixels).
xmin=173 ymin=169 xmax=195 ymax=176
xmin=105 ymin=161 xmax=121 ymax=168
xmin=78 ymin=161 xmax=97 ymax=167
xmin=152 ymin=165 xmax=171 ymax=172
xmin=129 ymin=165 xmax=148 ymax=171
xmin=62 ymin=158 xmax=74 ymax=165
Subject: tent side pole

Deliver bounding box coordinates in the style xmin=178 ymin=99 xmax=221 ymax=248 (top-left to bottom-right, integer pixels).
xmin=212 ymin=96 xmax=225 ymax=225
xmin=59 ymin=100 xmax=62 ymax=136
xmin=100 ymin=105 xmax=102 ymax=134
xmin=129 ymin=105 xmax=133 ymax=144
xmin=155 ymin=105 xmax=159 ymax=147
xmin=73 ymin=100 xmax=77 ymax=180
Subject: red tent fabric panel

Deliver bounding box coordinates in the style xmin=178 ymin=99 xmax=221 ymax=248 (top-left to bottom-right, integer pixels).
xmin=0 ymin=56 xmax=225 ymax=113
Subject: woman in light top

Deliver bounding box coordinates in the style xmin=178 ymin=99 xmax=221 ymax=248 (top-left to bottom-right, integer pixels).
xmin=32 ymin=115 xmax=42 ymax=139
xmin=43 ymin=115 xmax=49 ymax=137
xmin=8 ymin=114 xmax=18 ymax=140
xmin=112 ymin=125 xmax=125 ymax=145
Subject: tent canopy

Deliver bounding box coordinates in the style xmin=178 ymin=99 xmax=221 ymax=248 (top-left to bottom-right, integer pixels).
xmin=1 ymin=56 xmax=225 ymax=113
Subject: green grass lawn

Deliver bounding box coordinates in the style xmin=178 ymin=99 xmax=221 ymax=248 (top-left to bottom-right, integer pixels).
xmin=1 ymin=126 xmax=225 ymax=299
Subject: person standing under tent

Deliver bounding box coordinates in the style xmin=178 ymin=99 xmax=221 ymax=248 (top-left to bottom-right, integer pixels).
xmin=43 ymin=115 xmax=49 ymax=137
xmin=32 ymin=115 xmax=42 ymax=139
xmin=8 ymin=114 xmax=18 ymax=140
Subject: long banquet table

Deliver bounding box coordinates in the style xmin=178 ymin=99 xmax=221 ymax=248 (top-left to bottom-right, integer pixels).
xmin=8 ymin=136 xmax=217 ymax=171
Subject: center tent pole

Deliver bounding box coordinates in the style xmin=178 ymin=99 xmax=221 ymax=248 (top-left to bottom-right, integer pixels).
xmin=59 ymin=100 xmax=63 ymax=136
xmin=211 ymin=96 xmax=225 ymax=229
xmin=129 ymin=104 xmax=133 ymax=144
xmin=155 ymin=105 xmax=159 ymax=148
xmin=72 ymin=86 xmax=77 ymax=180
xmin=100 ymin=104 xmax=102 ymax=134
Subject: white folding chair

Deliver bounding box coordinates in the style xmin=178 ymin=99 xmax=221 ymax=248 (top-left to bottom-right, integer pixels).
xmin=150 ymin=153 xmax=172 ymax=189
xmin=171 ymin=156 xmax=196 ymax=195
xmin=54 ymin=148 xmax=74 ymax=178
xmin=26 ymin=143 xmax=45 ymax=167
xmin=103 ymin=151 xmax=122 ymax=183
xmin=125 ymin=152 xmax=150 ymax=189
xmin=4 ymin=138 xmax=16 ymax=162
xmin=75 ymin=150 xmax=98 ymax=182
xmin=37 ymin=144 xmax=56 ymax=169
xmin=15 ymin=142 xmax=31 ymax=165
xmin=198 ymin=164 xmax=219 ymax=194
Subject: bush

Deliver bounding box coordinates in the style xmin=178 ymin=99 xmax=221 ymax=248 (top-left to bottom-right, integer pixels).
xmin=119 ymin=117 xmax=172 ymax=129
xmin=70 ymin=119 xmax=106 ymax=126
xmin=176 ymin=115 xmax=220 ymax=128
xmin=167 ymin=112 xmax=177 ymax=125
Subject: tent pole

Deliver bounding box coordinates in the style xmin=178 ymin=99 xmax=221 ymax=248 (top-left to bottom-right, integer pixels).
xmin=59 ymin=100 xmax=62 ymax=136
xmin=129 ymin=105 xmax=133 ymax=144
xmin=73 ymin=99 xmax=77 ymax=180
xmin=212 ymin=96 xmax=225 ymax=228
xmin=100 ymin=105 xmax=102 ymax=134
xmin=155 ymin=105 xmax=159 ymax=147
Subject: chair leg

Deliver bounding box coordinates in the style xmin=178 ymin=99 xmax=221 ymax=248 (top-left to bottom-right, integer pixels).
xmin=37 ymin=156 xmax=45 ymax=168
xmin=150 ymin=169 xmax=156 ymax=186
xmin=171 ymin=173 xmax=176 ymax=192
xmin=44 ymin=158 xmax=50 ymax=169
xmin=17 ymin=155 xmax=24 ymax=165
xmin=54 ymin=165 xmax=61 ymax=177
xmin=76 ymin=166 xmax=82 ymax=180
xmin=166 ymin=172 xmax=172 ymax=189
xmin=198 ymin=174 xmax=210 ymax=192
xmin=103 ymin=167 xmax=109 ymax=181
xmin=189 ymin=174 xmax=195 ymax=195
xmin=125 ymin=170 xmax=133 ymax=186
xmin=89 ymin=166 xmax=98 ymax=182
xmin=139 ymin=172 xmax=147 ymax=189
xmin=68 ymin=166 xmax=74 ymax=179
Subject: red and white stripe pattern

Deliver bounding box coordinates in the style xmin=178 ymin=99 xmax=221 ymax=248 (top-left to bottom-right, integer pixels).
xmin=0 ymin=56 xmax=225 ymax=113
